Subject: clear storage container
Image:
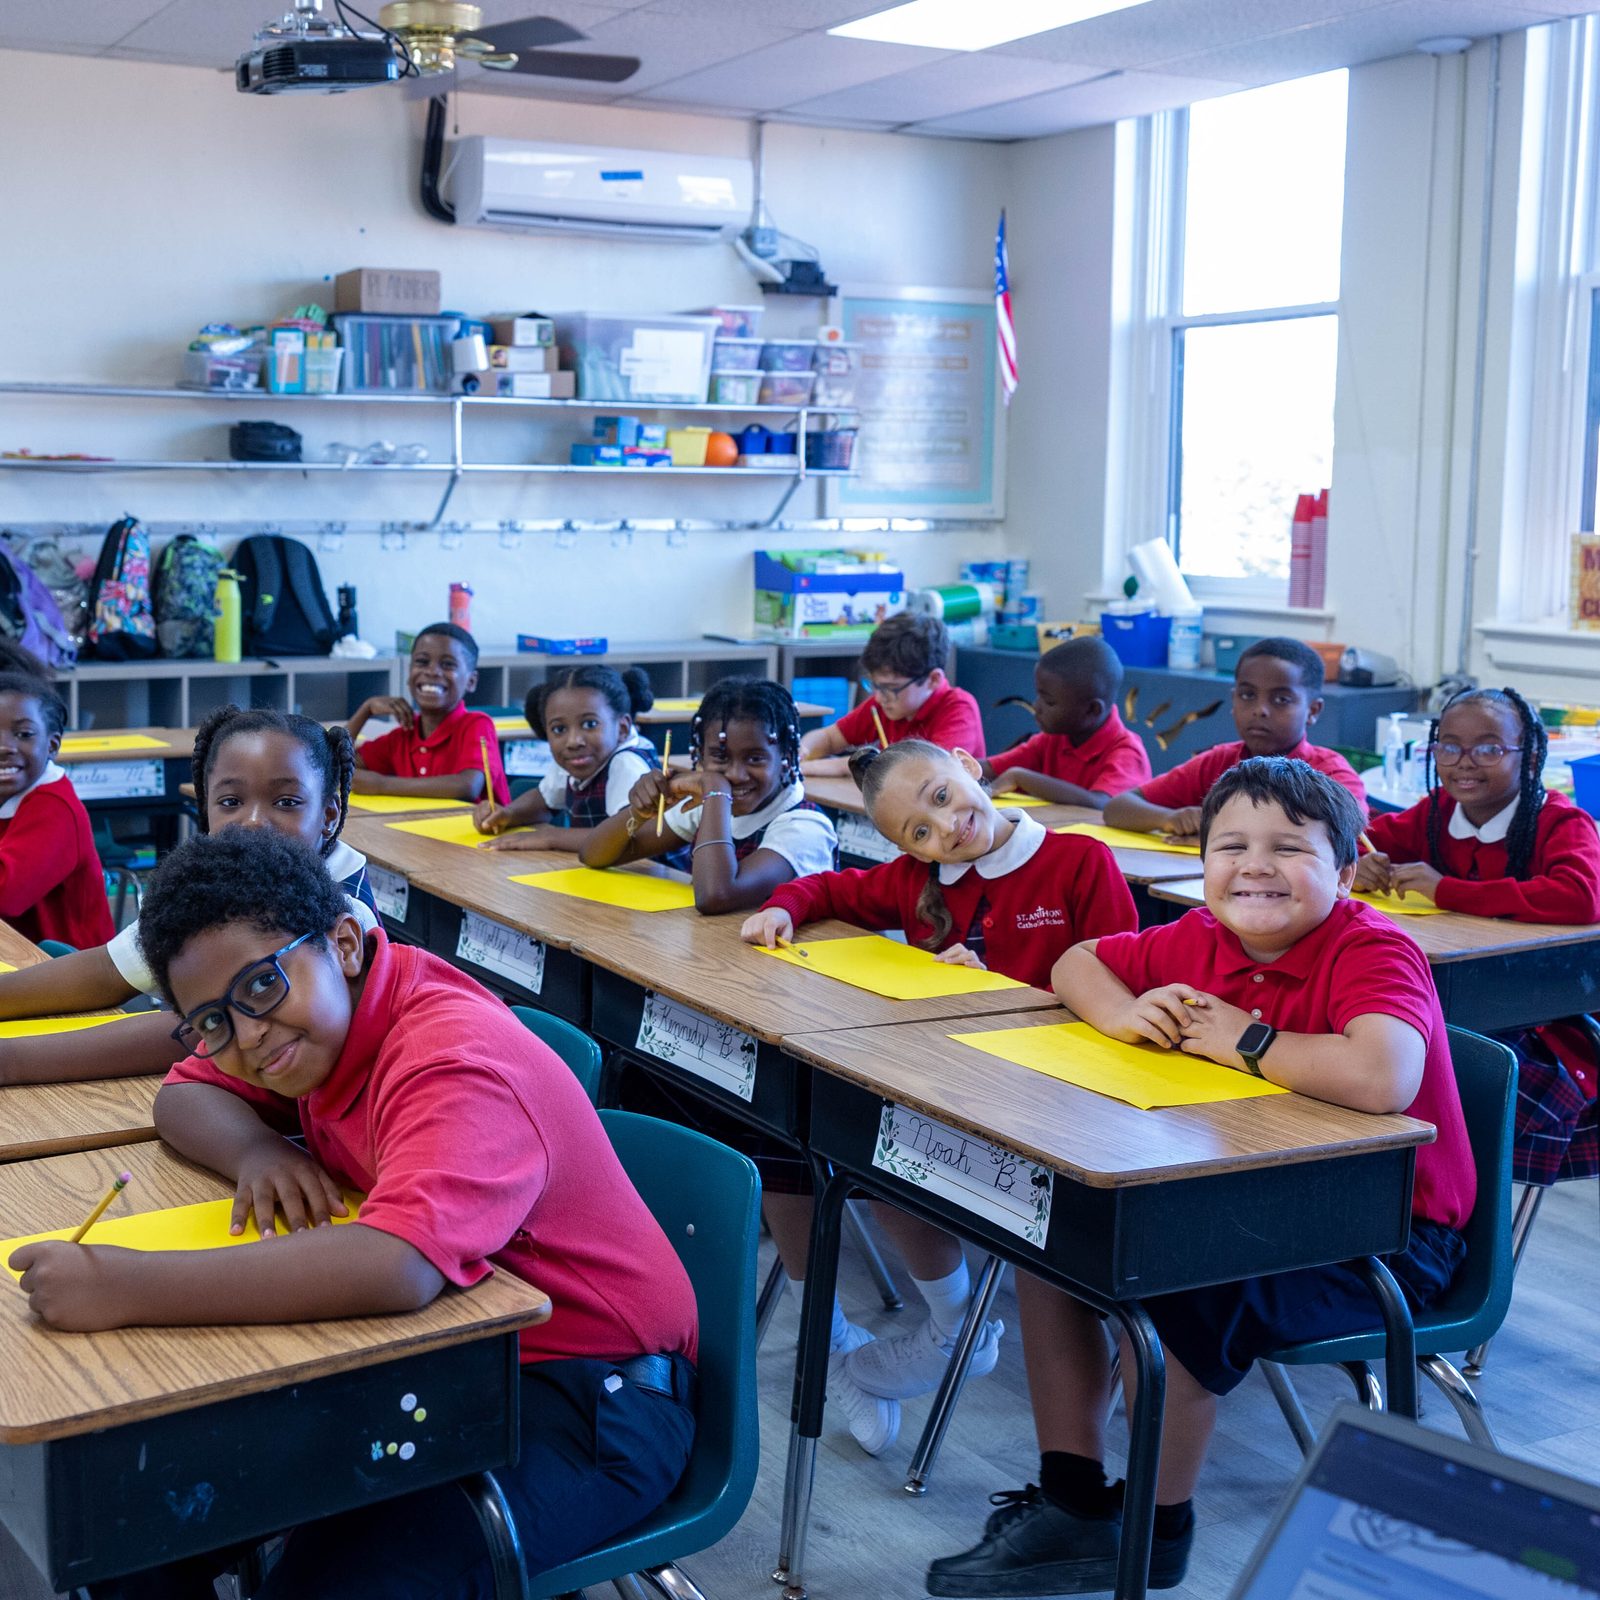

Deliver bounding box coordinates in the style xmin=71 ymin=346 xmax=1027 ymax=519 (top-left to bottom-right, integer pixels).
xmin=553 ymin=313 xmax=718 ymax=404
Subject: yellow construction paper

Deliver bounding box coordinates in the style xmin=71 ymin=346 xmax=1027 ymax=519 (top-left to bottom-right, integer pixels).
xmin=348 ymin=793 xmax=472 ymax=815
xmin=951 ymin=1021 xmax=1287 ymax=1111
xmin=4 ymin=1194 xmax=363 ymax=1278
xmin=646 ymin=699 xmax=700 ymax=714
xmin=1055 ymin=823 xmax=1202 ymax=856
xmin=492 ymin=716 xmax=532 ymax=736
xmin=386 ymin=814 xmax=530 ymax=849
xmin=60 ymin=734 xmax=170 ymax=753
xmin=993 ymin=794 xmax=1052 ymax=808
xmin=0 ymin=1013 xmax=140 ymax=1039
xmin=1353 ymin=890 xmax=1447 ymax=918
xmin=757 ymin=935 xmax=1025 ymax=1000
xmin=511 ymin=868 xmax=697 ymax=912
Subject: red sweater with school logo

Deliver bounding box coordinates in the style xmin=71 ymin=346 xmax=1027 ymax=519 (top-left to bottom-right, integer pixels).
xmin=0 ymin=768 xmax=115 ymax=950
xmin=764 ymin=815 xmax=1136 ymax=989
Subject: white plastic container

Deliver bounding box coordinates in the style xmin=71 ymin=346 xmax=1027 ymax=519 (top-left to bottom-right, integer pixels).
xmin=1166 ymin=608 xmax=1204 ymax=670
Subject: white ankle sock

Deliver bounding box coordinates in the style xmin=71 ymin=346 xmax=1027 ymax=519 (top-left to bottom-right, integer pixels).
xmin=913 ymin=1260 xmax=972 ymax=1343
xmin=790 ymin=1279 xmax=855 ymax=1351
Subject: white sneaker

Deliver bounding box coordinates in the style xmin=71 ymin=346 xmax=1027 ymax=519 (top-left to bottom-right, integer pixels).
xmin=845 ymin=1314 xmax=1005 ymax=1400
xmin=828 ymin=1350 xmax=901 ymax=1456
xmin=834 ymin=1318 xmax=873 ymax=1356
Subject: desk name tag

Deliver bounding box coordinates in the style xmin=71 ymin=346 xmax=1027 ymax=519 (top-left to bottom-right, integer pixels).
xmin=637 ymin=991 xmax=756 ymax=1102
xmin=503 ymin=740 xmax=557 ymax=779
xmin=836 ymin=812 xmax=901 ymax=865
xmin=69 ymin=759 xmax=165 ymax=801
xmin=872 ymin=1102 xmax=1052 ymax=1246
xmin=457 ymin=910 xmax=546 ymax=993
xmin=368 ymin=865 xmax=410 ymax=923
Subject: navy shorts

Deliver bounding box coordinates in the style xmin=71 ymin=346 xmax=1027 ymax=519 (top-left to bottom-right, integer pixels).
xmin=1142 ymin=1220 xmax=1466 ymax=1397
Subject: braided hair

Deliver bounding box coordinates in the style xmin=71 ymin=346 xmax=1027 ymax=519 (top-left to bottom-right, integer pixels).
xmin=525 ymin=664 xmax=653 ymax=739
xmin=1423 ymin=687 xmax=1547 ymax=881
xmin=191 ymin=705 xmax=356 ymax=858
xmin=690 ymin=678 xmax=802 ymax=779
xmin=849 ymin=738 xmax=956 ymax=950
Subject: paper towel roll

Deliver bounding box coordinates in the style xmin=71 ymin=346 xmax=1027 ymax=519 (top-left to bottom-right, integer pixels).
xmin=1128 ymin=539 xmax=1198 ymax=616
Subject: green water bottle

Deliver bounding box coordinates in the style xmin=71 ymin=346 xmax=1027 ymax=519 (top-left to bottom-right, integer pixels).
xmin=214 ymin=568 xmax=242 ymax=663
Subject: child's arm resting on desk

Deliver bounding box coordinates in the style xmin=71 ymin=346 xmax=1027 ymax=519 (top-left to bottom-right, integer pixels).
xmin=0 ymin=1008 xmax=186 ymax=1087
xmin=987 ymin=765 xmax=1114 ymax=808
xmin=1102 ymin=788 xmax=1203 ymax=839
xmin=352 ymin=768 xmax=484 ymax=801
xmin=742 ymin=858 xmax=913 ymax=946
xmin=580 ymin=768 xmax=695 ymax=867
xmin=0 ymin=946 xmax=137 ymax=1021
xmin=799 ymin=722 xmax=855 ymax=777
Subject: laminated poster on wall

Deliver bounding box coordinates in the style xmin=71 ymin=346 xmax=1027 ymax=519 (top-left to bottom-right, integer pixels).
xmin=829 ymin=286 xmax=1005 ymax=520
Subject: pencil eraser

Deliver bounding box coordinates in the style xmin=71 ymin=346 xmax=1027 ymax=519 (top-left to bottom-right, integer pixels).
xmin=117 ymin=1171 xmax=133 ymax=1184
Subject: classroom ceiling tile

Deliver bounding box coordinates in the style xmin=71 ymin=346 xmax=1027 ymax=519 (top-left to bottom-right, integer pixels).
xmin=913 ymin=68 xmax=1240 ymax=139
xmin=635 ymin=0 xmax=889 ymax=25
xmin=785 ymin=52 xmax=1103 ymax=127
xmin=629 ymin=30 xmax=946 ymax=112
xmin=0 ymin=0 xmax=175 ymax=54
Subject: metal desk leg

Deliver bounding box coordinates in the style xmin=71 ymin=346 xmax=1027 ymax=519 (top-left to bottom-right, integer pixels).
xmin=774 ymin=1164 xmax=850 ymax=1600
xmin=1109 ymin=1300 xmax=1165 ymax=1600
xmin=459 ymin=1471 xmax=531 ymax=1600
xmin=1353 ymin=1256 xmax=1417 ymax=1420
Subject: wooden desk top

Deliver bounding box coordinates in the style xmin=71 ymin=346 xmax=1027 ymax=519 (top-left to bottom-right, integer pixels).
xmin=1146 ymin=877 xmax=1600 ymax=965
xmin=784 ymin=1009 xmax=1433 ymax=1189
xmin=0 ymin=1143 xmax=551 ymax=1444
xmin=57 ymin=728 xmax=190 ymax=764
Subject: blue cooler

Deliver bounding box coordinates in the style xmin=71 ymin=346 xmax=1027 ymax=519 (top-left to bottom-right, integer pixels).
xmin=1571 ymin=753 xmax=1600 ymax=818
xmin=1100 ymin=610 xmax=1172 ymax=667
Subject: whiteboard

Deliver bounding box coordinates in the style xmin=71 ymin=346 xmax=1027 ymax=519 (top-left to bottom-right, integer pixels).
xmin=829 ymin=285 xmax=1006 ymax=521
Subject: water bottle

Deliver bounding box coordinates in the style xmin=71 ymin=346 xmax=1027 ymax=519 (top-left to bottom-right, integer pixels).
xmin=337 ymin=583 xmax=359 ymax=640
xmin=449 ymin=581 xmax=473 ymax=633
xmin=1381 ymin=713 xmax=1407 ymax=792
xmin=214 ymin=569 xmax=241 ymax=664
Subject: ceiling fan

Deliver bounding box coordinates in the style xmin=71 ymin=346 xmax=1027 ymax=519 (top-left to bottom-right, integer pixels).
xmin=375 ymin=2 xmax=640 ymax=82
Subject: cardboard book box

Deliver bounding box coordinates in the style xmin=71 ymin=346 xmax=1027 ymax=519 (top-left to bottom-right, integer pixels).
xmin=334 ymin=268 xmax=442 ymax=317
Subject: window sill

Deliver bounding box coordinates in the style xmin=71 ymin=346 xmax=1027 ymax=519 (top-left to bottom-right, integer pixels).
xmin=1476 ymin=620 xmax=1600 ymax=680
xmin=1084 ymin=592 xmax=1335 ymax=627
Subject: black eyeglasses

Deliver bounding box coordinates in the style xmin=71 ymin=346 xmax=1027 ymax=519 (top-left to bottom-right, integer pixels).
xmin=864 ymin=672 xmax=930 ymax=703
xmin=170 ymin=931 xmax=317 ymax=1059
xmin=1425 ymin=741 xmax=1523 ymax=766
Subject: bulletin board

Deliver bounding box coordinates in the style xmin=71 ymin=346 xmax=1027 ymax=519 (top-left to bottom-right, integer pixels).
xmin=829 ymin=286 xmax=1006 ymax=521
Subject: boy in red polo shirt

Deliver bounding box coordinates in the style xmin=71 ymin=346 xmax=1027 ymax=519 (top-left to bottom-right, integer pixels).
xmin=800 ymin=612 xmax=985 ymax=776
xmin=981 ymin=635 xmax=1151 ymax=807
xmin=348 ymin=622 xmax=510 ymax=804
xmin=11 ymin=828 xmax=696 ymax=1599
xmin=927 ymin=757 xmax=1473 ymax=1598
xmin=1105 ymin=637 xmax=1366 ymax=840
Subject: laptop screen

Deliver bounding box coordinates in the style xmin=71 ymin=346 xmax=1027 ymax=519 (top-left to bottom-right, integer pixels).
xmin=1235 ymin=1415 xmax=1600 ymax=1599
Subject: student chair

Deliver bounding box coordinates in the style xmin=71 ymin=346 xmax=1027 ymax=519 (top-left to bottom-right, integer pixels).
xmin=511 ymin=1005 xmax=603 ymax=1106
xmin=461 ymin=1110 xmax=761 ymax=1600
xmin=38 ymin=939 xmax=76 ymax=958
xmin=1259 ymin=1026 xmax=1517 ymax=1453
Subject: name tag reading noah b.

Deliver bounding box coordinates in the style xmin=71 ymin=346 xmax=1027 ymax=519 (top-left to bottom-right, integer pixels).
xmin=872 ymin=1102 xmax=1053 ymax=1246
xmin=636 ymin=990 xmax=757 ymax=1102
xmin=368 ymin=865 xmax=410 ymax=923
xmin=456 ymin=910 xmax=546 ymax=993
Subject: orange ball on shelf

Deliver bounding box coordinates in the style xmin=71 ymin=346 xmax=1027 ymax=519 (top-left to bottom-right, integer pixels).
xmin=704 ymin=431 xmax=739 ymax=468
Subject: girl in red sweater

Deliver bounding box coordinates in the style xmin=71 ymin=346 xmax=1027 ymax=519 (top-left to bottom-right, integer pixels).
xmin=741 ymin=739 xmax=1136 ymax=1457
xmin=1356 ymin=686 xmax=1600 ymax=1186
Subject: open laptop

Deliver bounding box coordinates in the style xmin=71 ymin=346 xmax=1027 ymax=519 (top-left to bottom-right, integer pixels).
xmin=1230 ymin=1402 xmax=1600 ymax=1599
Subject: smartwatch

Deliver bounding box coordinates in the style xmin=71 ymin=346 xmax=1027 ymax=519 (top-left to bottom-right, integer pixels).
xmin=1236 ymin=1021 xmax=1277 ymax=1078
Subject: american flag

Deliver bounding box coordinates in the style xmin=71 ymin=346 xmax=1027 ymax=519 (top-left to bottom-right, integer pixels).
xmin=995 ymin=210 xmax=1018 ymax=404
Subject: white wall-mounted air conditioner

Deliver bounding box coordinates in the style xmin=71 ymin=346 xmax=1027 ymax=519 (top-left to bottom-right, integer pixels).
xmin=447 ymin=137 xmax=752 ymax=243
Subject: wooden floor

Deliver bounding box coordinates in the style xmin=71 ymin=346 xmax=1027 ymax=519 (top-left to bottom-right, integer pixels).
xmin=3 ymin=1182 xmax=1595 ymax=1598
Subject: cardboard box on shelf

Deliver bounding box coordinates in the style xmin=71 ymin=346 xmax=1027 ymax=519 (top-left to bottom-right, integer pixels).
xmin=490 ymin=316 xmax=555 ymax=347
xmin=333 ymin=268 xmax=442 ymax=316
xmin=489 ymin=345 xmax=559 ymax=372
xmin=488 ymin=371 xmax=576 ymax=398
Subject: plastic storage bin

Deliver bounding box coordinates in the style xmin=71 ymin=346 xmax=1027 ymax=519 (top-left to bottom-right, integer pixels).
xmin=1212 ymin=633 xmax=1263 ymax=673
xmin=1100 ymin=610 xmax=1173 ymax=667
xmin=1572 ymin=753 xmax=1600 ymax=818
xmin=804 ymin=429 xmax=856 ymax=470
xmin=759 ymin=340 xmax=816 ymax=372
xmin=303 ymin=347 xmax=344 ymax=395
xmin=553 ymin=313 xmax=718 ymax=404
xmin=665 ymin=427 xmax=712 ymax=466
xmin=711 ymin=336 xmax=763 ymax=371
xmin=758 ymin=371 xmax=817 ymax=406
xmin=790 ymin=676 xmax=852 ymax=726
xmin=709 ymin=370 xmax=762 ymax=405
xmin=181 ymin=349 xmax=261 ymax=390
xmin=334 ymin=313 xmax=461 ymax=394
xmin=810 ymin=342 xmax=859 ymax=375
xmin=812 ymin=372 xmax=857 ymax=406
xmin=693 ymin=306 xmax=764 ymax=338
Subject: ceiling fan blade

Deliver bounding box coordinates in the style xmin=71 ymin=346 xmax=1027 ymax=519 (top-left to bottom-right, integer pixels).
xmin=473 ymin=15 xmax=587 ymax=52
xmin=503 ymin=47 xmax=640 ymax=83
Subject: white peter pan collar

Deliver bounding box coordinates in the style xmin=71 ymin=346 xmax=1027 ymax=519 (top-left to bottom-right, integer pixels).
xmin=939 ymin=809 xmax=1047 ymax=885
xmin=1447 ymin=792 xmax=1540 ymax=844
xmin=0 ymin=761 xmax=65 ymax=820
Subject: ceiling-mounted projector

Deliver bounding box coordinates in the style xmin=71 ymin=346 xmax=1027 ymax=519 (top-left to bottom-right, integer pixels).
xmin=236 ymin=0 xmax=399 ymax=93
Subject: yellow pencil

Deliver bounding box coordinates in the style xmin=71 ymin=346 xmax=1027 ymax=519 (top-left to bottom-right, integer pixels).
xmin=479 ymin=737 xmax=498 ymax=809
xmin=70 ymin=1171 xmax=132 ymax=1244
xmin=871 ymin=705 xmax=889 ymax=749
xmin=1358 ymin=831 xmax=1375 ymax=855
xmin=776 ymin=935 xmax=810 ymax=959
xmin=657 ymin=731 xmax=672 ymax=835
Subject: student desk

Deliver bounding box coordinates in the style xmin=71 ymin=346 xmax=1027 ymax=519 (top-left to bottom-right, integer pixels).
xmin=0 ymin=922 xmax=161 ymax=1164
xmin=774 ymin=1009 xmax=1433 ymax=1600
xmin=0 ymin=1142 xmax=550 ymax=1593
xmin=1147 ymin=879 xmax=1600 ymax=1032
xmin=57 ymin=727 xmax=192 ymax=847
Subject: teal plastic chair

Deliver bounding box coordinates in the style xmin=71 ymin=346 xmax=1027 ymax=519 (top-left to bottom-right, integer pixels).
xmin=510 ymin=1005 xmax=603 ymax=1106
xmin=466 ymin=1110 xmax=761 ymax=1600
xmin=1260 ymin=1026 xmax=1517 ymax=1452
xmin=38 ymin=939 xmax=76 ymax=958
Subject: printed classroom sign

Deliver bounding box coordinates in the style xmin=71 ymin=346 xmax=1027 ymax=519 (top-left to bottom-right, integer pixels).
xmin=636 ymin=991 xmax=757 ymax=1102
xmin=871 ymin=1102 xmax=1052 ymax=1246
xmin=1572 ymin=534 xmax=1600 ymax=630
xmin=834 ymin=289 xmax=1005 ymax=519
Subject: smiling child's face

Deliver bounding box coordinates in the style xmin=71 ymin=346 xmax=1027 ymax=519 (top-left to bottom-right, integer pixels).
xmin=544 ymin=687 xmax=626 ymax=782
xmin=408 ymin=634 xmax=477 ymax=722
xmin=0 ymin=691 xmax=58 ymax=801
xmin=1202 ymin=792 xmax=1354 ymax=961
xmin=205 ymin=730 xmax=338 ymax=851
xmin=167 ymin=915 xmax=366 ymax=1098
xmin=869 ymin=748 xmax=1003 ymax=865
xmin=700 ymin=716 xmax=784 ymax=815
xmin=1433 ymin=698 xmax=1523 ymax=822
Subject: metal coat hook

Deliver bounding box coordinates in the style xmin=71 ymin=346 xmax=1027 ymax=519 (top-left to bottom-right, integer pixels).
xmin=498 ymin=520 xmax=523 ymax=550
xmin=439 ymin=521 xmax=465 ymax=550
xmin=380 ymin=522 xmax=407 ymax=552
xmin=667 ymin=520 xmax=688 ymax=549
xmin=555 ymin=520 xmax=578 ymax=550
xmin=319 ymin=521 xmax=346 ymax=552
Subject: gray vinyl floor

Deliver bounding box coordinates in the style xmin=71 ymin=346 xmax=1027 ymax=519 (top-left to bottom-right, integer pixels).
xmin=3 ymin=1182 xmax=1594 ymax=1599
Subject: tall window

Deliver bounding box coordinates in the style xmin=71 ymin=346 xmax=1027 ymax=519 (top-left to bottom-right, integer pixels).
xmin=1166 ymin=71 xmax=1348 ymax=588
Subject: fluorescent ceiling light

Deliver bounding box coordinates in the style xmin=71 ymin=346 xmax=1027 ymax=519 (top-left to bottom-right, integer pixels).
xmin=829 ymin=0 xmax=1154 ymax=52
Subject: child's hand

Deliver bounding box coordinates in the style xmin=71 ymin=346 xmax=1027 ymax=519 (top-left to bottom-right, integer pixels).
xmin=1174 ymin=991 xmax=1256 ymax=1070
xmin=232 ymin=1142 xmax=348 ymax=1239
xmin=741 ymin=908 xmax=795 ymax=948
xmin=359 ymin=695 xmax=414 ymax=730
xmin=1126 ymin=983 xmax=1209 ymax=1048
xmin=935 ymin=943 xmax=987 ymax=969
xmin=474 ymin=800 xmax=512 ymax=835
xmin=1353 ymin=851 xmax=1393 ymax=893
xmin=1389 ymin=862 xmax=1443 ymax=904
xmin=626 ymin=768 xmax=679 ymax=818
xmin=483 ymin=825 xmax=564 ymax=853
xmin=9 ymin=1241 xmax=140 ymax=1332
xmin=987 ymin=769 xmax=1021 ymax=796
xmin=1162 ymin=806 xmax=1204 ymax=841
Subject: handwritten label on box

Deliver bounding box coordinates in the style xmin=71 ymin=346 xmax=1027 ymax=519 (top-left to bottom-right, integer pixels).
xmin=456 ymin=910 xmax=545 ymax=994
xmin=836 ymin=812 xmax=900 ymax=865
xmin=68 ymin=759 xmax=165 ymax=802
xmin=368 ymin=865 xmax=409 ymax=923
xmin=636 ymin=991 xmax=756 ymax=1102
xmin=871 ymin=1102 xmax=1052 ymax=1246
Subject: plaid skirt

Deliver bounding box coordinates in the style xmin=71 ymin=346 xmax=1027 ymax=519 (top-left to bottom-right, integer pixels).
xmin=1501 ymin=1019 xmax=1600 ymax=1186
